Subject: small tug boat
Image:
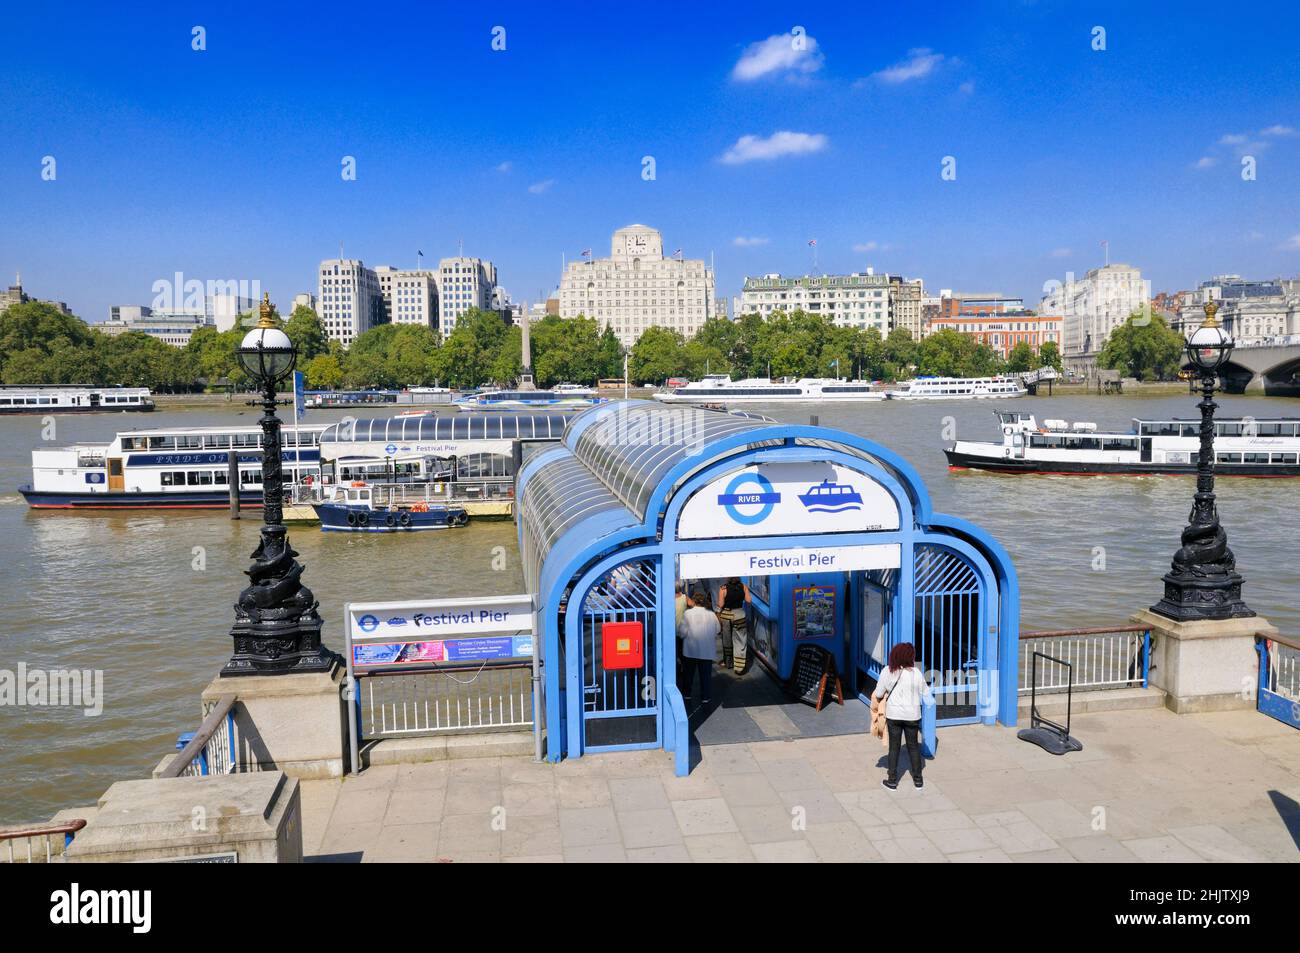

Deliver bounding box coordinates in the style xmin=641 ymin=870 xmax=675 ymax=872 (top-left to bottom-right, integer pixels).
xmin=947 ymin=410 xmax=1300 ymax=476
xmin=313 ymin=484 xmax=469 ymax=532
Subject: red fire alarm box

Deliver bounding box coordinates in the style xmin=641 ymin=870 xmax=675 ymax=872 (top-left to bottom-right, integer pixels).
xmin=601 ymin=621 xmax=644 ymax=670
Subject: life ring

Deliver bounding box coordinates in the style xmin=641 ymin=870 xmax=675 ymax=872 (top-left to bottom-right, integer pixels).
xmin=411 ymin=502 xmax=429 ymax=513
xmin=357 ymin=511 xmax=370 ymax=526
xmin=351 ymin=481 xmax=367 ymax=487
xmin=399 ymin=512 xmax=412 ymax=528
xmin=346 ymin=511 xmax=358 ymax=527
xmin=384 ymin=513 xmax=397 ymax=528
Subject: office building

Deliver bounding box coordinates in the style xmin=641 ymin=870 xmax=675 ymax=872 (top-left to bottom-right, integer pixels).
xmin=1039 ymin=263 xmax=1147 ymax=375
xmin=437 ymin=257 xmax=498 ymax=337
xmin=376 ymin=265 xmax=438 ymax=331
xmin=739 ymin=269 xmax=893 ymax=331
xmin=318 ymin=259 xmax=384 ymax=347
xmin=558 ymin=225 xmax=715 ymax=345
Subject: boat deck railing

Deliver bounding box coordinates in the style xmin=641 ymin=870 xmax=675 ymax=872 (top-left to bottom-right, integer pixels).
xmin=290 ymin=479 xmax=515 ymax=507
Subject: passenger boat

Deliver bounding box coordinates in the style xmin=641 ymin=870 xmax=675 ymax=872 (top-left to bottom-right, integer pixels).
xmin=946 ymin=411 xmax=1300 ymax=476
xmin=456 ymin=386 xmax=605 ymax=410
xmin=653 ymin=375 xmax=886 ymax=403
xmin=885 ymin=376 xmax=1027 ymax=400
xmin=313 ymin=484 xmax=469 ymax=532
xmin=19 ymin=424 xmax=326 ymax=508
xmin=0 ymin=386 xmax=154 ymax=414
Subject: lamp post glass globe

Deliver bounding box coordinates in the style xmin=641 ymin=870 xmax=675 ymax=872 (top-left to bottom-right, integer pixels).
xmin=1186 ymin=323 xmax=1232 ymax=374
xmin=237 ymin=326 xmax=297 ymax=387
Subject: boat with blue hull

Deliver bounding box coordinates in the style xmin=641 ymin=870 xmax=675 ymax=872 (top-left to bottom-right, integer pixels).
xmin=313 ymin=485 xmax=468 ymax=532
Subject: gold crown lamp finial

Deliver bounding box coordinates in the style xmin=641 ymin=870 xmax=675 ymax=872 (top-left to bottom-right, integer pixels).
xmin=1202 ymin=299 xmax=1220 ymax=328
xmin=258 ymin=292 xmax=276 ymax=329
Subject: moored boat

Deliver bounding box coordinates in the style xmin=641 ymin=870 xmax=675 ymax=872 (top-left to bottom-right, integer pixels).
xmin=653 ymin=374 xmax=886 ymax=403
xmin=946 ymin=410 xmax=1300 ymax=476
xmin=885 ymin=376 xmax=1027 ymax=400
xmin=0 ymin=385 xmax=154 ymax=414
xmin=313 ymin=484 xmax=469 ymax=531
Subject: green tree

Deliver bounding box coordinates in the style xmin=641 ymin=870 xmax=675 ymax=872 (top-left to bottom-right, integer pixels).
xmin=1097 ymin=311 xmax=1185 ymax=381
xmin=284 ymin=305 xmax=328 ymax=362
xmin=304 ymin=352 xmax=345 ymax=389
xmin=629 ymin=326 xmax=687 ymax=384
xmin=1037 ymin=340 xmax=1063 ymax=373
xmin=1005 ymin=340 xmax=1036 ymax=373
xmin=0 ymin=301 xmax=99 ymax=384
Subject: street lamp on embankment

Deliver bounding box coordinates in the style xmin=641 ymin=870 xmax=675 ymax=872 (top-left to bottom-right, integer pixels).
xmin=221 ymin=294 xmax=338 ymax=677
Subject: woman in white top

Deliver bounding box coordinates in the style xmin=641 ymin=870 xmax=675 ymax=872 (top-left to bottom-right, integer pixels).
xmin=871 ymin=642 xmax=934 ymax=789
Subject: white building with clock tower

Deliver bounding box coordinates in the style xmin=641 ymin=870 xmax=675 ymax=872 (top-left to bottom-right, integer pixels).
xmin=558 ymin=224 xmax=716 ymax=345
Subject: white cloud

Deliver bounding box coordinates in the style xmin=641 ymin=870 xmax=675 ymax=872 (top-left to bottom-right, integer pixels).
xmin=495 ymin=161 xmax=513 ymax=173
xmin=957 ymin=80 xmax=975 ymax=96
xmin=1049 ymin=247 xmax=1072 ymax=258
xmin=867 ymin=48 xmax=947 ymax=85
xmin=527 ymin=179 xmax=555 ymax=194
xmin=732 ymin=236 xmax=770 ymax=247
xmin=1244 ymin=230 xmax=1265 ymax=242
xmin=1261 ymin=124 xmax=1297 ymax=137
xmin=1193 ymin=156 xmax=1218 ymax=169
xmin=1218 ymin=133 xmax=1248 ymax=145
xmin=1281 ymin=234 xmax=1300 ymax=251
xmin=732 ymin=32 xmax=824 ymax=81
xmin=853 ymin=241 xmax=893 ymax=253
xmin=719 ymin=130 xmax=828 ymax=165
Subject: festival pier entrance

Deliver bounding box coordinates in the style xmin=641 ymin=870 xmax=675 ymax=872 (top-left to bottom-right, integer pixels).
xmin=517 ymin=401 xmax=1019 ymax=776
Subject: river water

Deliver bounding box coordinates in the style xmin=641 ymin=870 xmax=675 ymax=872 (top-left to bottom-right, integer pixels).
xmin=2 ymin=393 xmax=1297 ymax=822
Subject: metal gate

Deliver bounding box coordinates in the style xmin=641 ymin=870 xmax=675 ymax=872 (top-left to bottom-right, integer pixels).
xmin=913 ymin=544 xmax=986 ymax=725
xmin=579 ymin=559 xmax=660 ymax=751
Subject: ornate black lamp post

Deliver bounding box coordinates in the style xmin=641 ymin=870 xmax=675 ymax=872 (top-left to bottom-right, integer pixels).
xmin=1151 ymin=300 xmax=1255 ymax=622
xmin=221 ymin=295 xmax=338 ymax=676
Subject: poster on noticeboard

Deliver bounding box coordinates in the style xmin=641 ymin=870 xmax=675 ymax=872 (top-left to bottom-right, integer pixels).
xmin=792 ymin=584 xmax=837 ymax=640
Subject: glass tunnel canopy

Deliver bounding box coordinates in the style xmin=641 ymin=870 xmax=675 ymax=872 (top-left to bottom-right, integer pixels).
xmin=516 ymin=400 xmax=1022 ymax=774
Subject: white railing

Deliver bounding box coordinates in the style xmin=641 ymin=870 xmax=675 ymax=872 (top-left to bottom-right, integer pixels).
xmin=1019 ymin=626 xmax=1150 ymax=694
xmin=362 ymin=665 xmax=534 ymax=738
xmin=0 ymin=819 xmax=86 ymax=864
xmin=161 ymin=694 xmax=239 ymax=778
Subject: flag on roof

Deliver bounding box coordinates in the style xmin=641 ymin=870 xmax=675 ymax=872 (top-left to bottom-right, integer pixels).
xmin=808 ymin=239 xmax=817 ymax=246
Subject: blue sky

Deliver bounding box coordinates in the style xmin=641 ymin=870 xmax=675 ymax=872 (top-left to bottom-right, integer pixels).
xmin=3 ymin=1 xmax=1300 ymax=323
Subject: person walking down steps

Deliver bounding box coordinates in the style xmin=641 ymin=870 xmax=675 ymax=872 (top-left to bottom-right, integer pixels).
xmin=717 ymin=576 xmax=750 ymax=675
xmin=871 ymin=642 xmax=934 ymax=790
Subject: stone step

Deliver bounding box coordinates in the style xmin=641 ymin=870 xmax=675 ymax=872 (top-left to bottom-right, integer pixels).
xmin=1018 ymin=686 xmax=1165 ymax=718
xmin=362 ymin=731 xmax=535 ymax=767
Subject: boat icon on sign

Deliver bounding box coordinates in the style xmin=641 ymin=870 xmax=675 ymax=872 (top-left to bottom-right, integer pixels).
xmin=797 ymin=480 xmax=863 ymax=513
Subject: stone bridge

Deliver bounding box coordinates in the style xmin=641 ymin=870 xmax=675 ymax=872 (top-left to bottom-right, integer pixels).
xmin=1196 ymin=342 xmax=1300 ymax=396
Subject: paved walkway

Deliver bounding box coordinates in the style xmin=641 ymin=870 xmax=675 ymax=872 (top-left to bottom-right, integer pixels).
xmin=299 ymin=707 xmax=1300 ymax=862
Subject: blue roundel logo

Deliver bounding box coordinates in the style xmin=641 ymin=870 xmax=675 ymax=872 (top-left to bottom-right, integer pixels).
xmin=385 ymin=444 xmax=398 ymax=455
xmin=358 ymin=614 xmax=380 ymax=633
xmin=717 ymin=473 xmax=780 ymax=526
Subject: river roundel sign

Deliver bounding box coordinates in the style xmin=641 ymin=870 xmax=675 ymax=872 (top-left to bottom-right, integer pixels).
xmin=677 ymin=461 xmax=899 ymax=540
xmin=717 ymin=473 xmax=780 ymax=525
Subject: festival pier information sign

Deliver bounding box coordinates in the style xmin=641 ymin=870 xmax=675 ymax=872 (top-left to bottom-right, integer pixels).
xmin=345 ymin=594 xmax=534 ymax=670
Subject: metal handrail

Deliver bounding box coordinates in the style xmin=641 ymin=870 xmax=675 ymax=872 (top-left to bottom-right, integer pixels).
xmin=160 ymin=694 xmax=237 ymax=778
xmin=1265 ymin=631 xmax=1300 ymax=652
xmin=1021 ymin=624 xmax=1149 ymax=639
xmin=0 ymin=819 xmax=87 ymax=864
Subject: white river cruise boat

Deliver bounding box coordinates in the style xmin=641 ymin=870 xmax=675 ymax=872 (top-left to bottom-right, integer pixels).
xmin=946 ymin=411 xmax=1300 ymax=476
xmin=0 ymin=385 xmax=154 ymax=414
xmin=18 ymin=413 xmax=576 ymax=509
xmin=19 ymin=424 xmax=328 ymax=509
xmin=885 ymin=376 xmax=1028 ymax=400
xmin=654 ymin=375 xmax=886 ymax=403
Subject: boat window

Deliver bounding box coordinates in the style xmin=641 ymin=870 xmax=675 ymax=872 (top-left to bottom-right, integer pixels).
xmin=1180 ymin=425 xmax=1197 ymax=438
xmin=1273 ymin=453 xmax=1298 ymax=464
xmin=1217 ymin=453 xmax=1242 ymax=463
xmin=161 ymin=472 xmax=175 ymax=486
xmin=1219 ymin=423 xmax=1243 ymax=437
xmin=207 ymin=435 xmax=232 ymax=449
xmin=1244 ymin=453 xmax=1270 ymax=464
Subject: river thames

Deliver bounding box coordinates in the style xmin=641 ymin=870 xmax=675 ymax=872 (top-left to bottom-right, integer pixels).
xmin=2 ymin=392 xmax=1297 ymax=822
